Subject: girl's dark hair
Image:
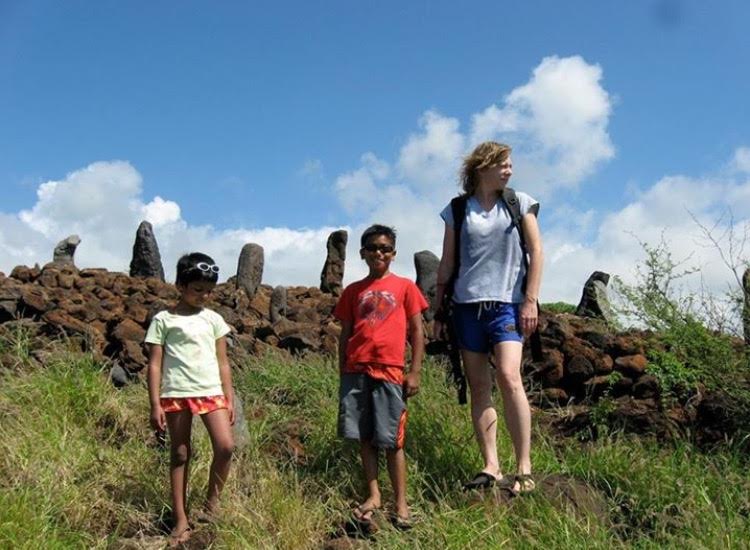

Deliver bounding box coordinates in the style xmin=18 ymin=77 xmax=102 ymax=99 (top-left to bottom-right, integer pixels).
xmin=175 ymin=252 xmax=219 ymax=286
xmin=360 ymin=224 xmax=397 ymax=247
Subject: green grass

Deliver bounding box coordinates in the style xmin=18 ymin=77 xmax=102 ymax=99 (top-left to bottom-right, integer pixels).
xmin=1 ymin=346 xmax=749 ymax=548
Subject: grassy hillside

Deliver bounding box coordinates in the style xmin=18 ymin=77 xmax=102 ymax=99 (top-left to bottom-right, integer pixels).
xmin=1 ymin=339 xmax=749 ymax=549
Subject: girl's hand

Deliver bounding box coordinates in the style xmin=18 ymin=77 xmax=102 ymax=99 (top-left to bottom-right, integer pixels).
xmin=227 ymin=401 xmax=236 ymax=426
xmin=150 ymin=404 xmax=166 ymax=432
xmin=520 ymin=300 xmax=538 ymax=337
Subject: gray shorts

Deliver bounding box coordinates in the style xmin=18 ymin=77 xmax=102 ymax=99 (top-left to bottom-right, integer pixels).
xmin=338 ymin=373 xmax=407 ymax=449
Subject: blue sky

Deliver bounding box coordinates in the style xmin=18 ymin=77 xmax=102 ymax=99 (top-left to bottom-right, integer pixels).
xmin=2 ymin=0 xmax=750 ymax=307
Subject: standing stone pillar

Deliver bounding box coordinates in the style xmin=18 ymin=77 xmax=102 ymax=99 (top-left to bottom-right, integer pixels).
xmin=414 ymin=250 xmax=440 ymax=321
xmin=270 ymin=285 xmax=287 ymax=323
xmin=53 ymin=235 xmax=81 ymax=266
xmin=575 ymin=271 xmax=615 ymax=324
xmin=129 ymin=221 xmax=165 ymax=280
xmin=320 ymin=230 xmax=347 ymax=296
xmin=236 ymin=243 xmax=264 ymax=298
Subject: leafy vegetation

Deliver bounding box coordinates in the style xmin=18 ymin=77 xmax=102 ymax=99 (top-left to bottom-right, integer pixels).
xmin=1 ymin=342 xmax=749 ymax=548
xmin=541 ymin=302 xmax=577 ymax=315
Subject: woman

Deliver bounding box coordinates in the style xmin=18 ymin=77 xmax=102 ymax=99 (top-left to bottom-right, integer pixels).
xmin=433 ymin=141 xmax=543 ymax=494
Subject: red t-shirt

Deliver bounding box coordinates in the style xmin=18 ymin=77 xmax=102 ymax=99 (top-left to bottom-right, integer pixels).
xmin=334 ymin=273 xmax=428 ymax=383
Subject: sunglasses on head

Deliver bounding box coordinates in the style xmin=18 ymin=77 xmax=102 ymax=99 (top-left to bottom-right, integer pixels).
xmin=189 ymin=262 xmax=220 ymax=274
xmin=363 ymin=244 xmax=395 ymax=254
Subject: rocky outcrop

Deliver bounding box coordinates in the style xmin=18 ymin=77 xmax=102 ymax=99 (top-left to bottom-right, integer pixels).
xmin=320 ymin=230 xmax=347 ymax=296
xmin=414 ymin=250 xmax=439 ymax=321
xmin=129 ymin=221 xmax=165 ymax=281
xmin=575 ymin=271 xmax=615 ymax=324
xmin=236 ymin=243 xmax=264 ymax=298
xmin=53 ymin=235 xmax=81 ymax=266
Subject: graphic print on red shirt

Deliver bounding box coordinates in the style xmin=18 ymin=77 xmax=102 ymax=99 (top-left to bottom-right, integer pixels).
xmin=334 ymin=274 xmax=428 ymax=383
xmin=358 ymin=290 xmax=397 ymax=325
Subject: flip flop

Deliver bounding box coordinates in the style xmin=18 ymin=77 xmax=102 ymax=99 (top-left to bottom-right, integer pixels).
xmin=352 ymin=502 xmax=380 ymax=524
xmin=168 ymin=526 xmax=192 ymax=548
xmin=462 ymin=471 xmax=498 ymax=491
xmin=390 ymin=514 xmax=414 ymax=531
xmin=498 ymin=474 xmax=536 ymax=497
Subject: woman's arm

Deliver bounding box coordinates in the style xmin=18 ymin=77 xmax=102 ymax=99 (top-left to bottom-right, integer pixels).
xmin=216 ymin=336 xmax=235 ymax=425
xmin=147 ymin=343 xmax=166 ymax=431
xmin=520 ymin=212 xmax=544 ymax=335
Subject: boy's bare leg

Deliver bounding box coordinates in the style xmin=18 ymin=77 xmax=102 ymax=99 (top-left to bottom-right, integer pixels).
xmin=166 ymin=410 xmax=193 ymax=539
xmin=201 ymin=408 xmax=235 ymax=514
xmin=356 ymin=440 xmax=381 ymax=519
xmin=462 ymin=350 xmax=502 ymax=479
xmin=385 ymin=447 xmax=408 ymax=519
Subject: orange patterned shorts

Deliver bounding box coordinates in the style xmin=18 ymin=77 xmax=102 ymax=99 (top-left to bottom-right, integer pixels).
xmin=160 ymin=395 xmax=227 ymax=415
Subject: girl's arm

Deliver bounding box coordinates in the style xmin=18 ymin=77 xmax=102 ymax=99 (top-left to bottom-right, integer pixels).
xmin=216 ymin=336 xmax=235 ymax=425
xmin=338 ymin=320 xmax=353 ymax=373
xmin=404 ymin=313 xmax=425 ymax=397
xmin=147 ymin=343 xmax=166 ymax=431
xmin=520 ymin=212 xmax=544 ymax=335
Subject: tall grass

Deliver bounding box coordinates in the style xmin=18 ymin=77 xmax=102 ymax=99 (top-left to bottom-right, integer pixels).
xmin=1 ymin=344 xmax=749 ymax=548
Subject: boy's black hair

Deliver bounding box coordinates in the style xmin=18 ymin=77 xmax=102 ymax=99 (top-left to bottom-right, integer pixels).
xmin=360 ymin=224 xmax=397 ymax=248
xmin=175 ymin=252 xmax=219 ymax=286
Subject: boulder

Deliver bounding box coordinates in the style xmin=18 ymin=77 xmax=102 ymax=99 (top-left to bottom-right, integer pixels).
xmin=414 ymin=250 xmax=440 ymax=321
xmin=320 ymin=230 xmax=347 ymax=296
xmin=52 ymin=235 xmax=81 ymax=266
xmin=575 ymin=271 xmax=615 ymax=324
xmin=129 ymin=221 xmax=165 ymax=281
xmin=236 ymin=243 xmax=264 ymax=298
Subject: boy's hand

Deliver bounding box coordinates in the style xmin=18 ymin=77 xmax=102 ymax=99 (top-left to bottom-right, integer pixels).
xmin=404 ymin=371 xmax=421 ymax=398
xmin=150 ymin=404 xmax=166 ymax=432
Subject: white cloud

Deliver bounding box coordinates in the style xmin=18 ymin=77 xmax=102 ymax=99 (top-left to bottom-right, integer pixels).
xmin=470 ymin=55 xmax=614 ymax=196
xmin=731 ymin=146 xmax=750 ymax=174
xmin=0 ymin=161 xmax=343 ymax=285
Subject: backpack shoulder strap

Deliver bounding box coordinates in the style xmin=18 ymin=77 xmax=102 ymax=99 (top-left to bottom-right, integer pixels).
xmin=448 ymin=195 xmax=468 ymax=283
xmin=500 ymin=187 xmax=527 ymax=255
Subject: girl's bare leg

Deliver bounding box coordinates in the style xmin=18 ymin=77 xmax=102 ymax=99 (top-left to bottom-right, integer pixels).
xmin=200 ymin=408 xmax=235 ymax=513
xmin=493 ymin=341 xmax=531 ymax=477
xmin=462 ymin=349 xmax=501 ymax=479
xmin=166 ymin=410 xmax=193 ymax=537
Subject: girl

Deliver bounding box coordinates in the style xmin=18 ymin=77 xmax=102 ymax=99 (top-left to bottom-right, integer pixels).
xmin=434 ymin=142 xmax=543 ymax=496
xmin=146 ymin=252 xmax=235 ymax=546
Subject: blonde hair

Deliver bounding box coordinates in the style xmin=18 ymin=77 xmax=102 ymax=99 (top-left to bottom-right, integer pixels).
xmin=460 ymin=141 xmax=512 ymax=195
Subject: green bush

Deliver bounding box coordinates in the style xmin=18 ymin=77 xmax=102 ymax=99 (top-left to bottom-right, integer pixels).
xmin=542 ymin=301 xmax=577 ymax=314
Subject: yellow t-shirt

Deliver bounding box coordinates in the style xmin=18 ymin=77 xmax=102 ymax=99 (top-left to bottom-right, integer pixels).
xmin=145 ymin=308 xmax=231 ymax=398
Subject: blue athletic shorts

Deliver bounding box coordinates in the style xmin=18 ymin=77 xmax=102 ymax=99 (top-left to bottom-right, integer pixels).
xmin=452 ymin=302 xmax=523 ymax=353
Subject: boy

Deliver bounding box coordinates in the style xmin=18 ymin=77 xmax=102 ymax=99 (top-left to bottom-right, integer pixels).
xmin=333 ymin=224 xmax=428 ymax=529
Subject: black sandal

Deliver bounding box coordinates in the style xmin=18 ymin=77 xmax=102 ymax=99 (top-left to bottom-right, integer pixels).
xmin=462 ymin=471 xmax=498 ymax=491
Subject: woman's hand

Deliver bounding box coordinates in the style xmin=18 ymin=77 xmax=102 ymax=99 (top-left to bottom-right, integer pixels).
xmin=150 ymin=404 xmax=166 ymax=432
xmin=432 ymin=320 xmax=444 ymax=341
xmin=520 ymin=300 xmax=538 ymax=337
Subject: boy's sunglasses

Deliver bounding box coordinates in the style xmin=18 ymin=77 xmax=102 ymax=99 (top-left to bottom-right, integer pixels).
xmin=189 ymin=262 xmax=220 ymax=274
xmin=363 ymin=244 xmax=395 ymax=254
